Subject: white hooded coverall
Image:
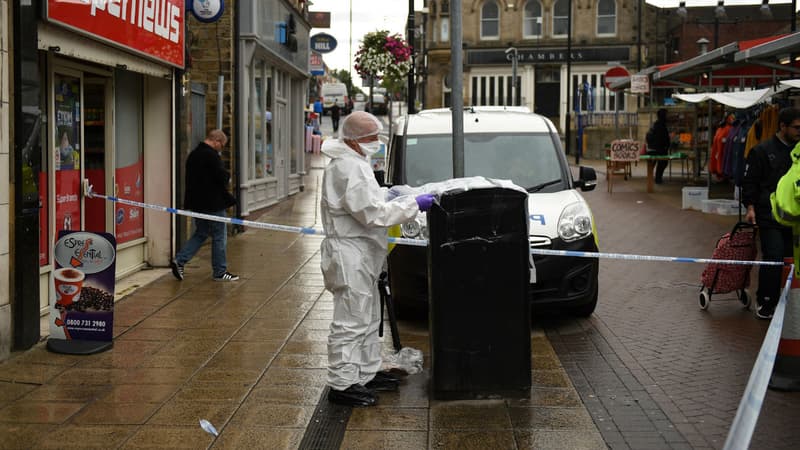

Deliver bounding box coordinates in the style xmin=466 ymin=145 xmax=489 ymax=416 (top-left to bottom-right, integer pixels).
xmin=320 ymin=139 xmax=420 ymax=391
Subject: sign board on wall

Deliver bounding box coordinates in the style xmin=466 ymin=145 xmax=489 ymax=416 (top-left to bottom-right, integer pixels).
xmin=311 ymin=33 xmax=337 ymax=54
xmin=190 ymin=0 xmax=224 ymax=23
xmin=308 ymin=11 xmax=331 ymax=28
xmin=631 ymin=74 xmax=650 ymax=94
xmin=45 ymin=0 xmax=186 ymax=68
xmin=310 ymin=51 xmax=324 ymax=76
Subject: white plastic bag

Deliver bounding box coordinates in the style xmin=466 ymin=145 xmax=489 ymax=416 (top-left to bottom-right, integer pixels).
xmin=382 ymin=346 xmax=424 ymax=375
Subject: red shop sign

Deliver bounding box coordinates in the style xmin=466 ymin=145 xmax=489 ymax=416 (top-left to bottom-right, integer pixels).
xmin=46 ymin=0 xmax=185 ymax=69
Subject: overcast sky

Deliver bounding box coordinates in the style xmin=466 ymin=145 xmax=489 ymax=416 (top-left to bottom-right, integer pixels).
xmin=309 ymin=0 xmax=797 ymax=85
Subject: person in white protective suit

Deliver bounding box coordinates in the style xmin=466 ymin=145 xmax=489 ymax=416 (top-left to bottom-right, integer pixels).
xmin=320 ymin=111 xmax=435 ymax=407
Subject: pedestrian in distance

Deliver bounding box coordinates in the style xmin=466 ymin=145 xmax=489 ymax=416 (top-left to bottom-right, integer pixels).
xmin=646 ymin=108 xmax=672 ymax=184
xmin=314 ymin=97 xmax=324 ymax=125
xmin=319 ymin=111 xmax=435 ymax=407
xmin=330 ymin=101 xmax=341 ymax=135
xmin=742 ymin=106 xmax=800 ymax=319
xmin=171 ymin=129 xmax=239 ymax=282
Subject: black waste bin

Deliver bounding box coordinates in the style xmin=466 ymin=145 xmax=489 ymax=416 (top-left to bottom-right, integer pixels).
xmin=428 ymin=187 xmax=531 ymax=400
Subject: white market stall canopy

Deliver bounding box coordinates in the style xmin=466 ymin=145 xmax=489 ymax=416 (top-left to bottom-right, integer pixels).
xmin=672 ymin=80 xmax=800 ymax=109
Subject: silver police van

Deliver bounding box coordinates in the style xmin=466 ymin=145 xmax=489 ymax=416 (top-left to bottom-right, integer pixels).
xmin=385 ymin=106 xmax=600 ymax=317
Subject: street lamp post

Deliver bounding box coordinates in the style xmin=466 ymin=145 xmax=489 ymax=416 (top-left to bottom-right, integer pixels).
xmin=408 ymin=0 xmax=416 ymax=114
xmin=505 ymin=46 xmax=518 ymax=106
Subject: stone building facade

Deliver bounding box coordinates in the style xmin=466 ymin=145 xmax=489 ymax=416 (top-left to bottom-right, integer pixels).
xmin=423 ymin=0 xmax=658 ymax=133
xmin=187 ymin=0 xmax=310 ymax=222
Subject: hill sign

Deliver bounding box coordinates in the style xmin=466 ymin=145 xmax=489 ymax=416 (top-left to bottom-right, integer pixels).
xmin=604 ymin=66 xmax=629 ymax=91
xmin=311 ymin=33 xmax=337 ymax=54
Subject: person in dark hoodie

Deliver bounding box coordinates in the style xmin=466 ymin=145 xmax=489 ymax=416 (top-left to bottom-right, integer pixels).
xmin=171 ymin=129 xmax=239 ymax=282
xmin=646 ymin=108 xmax=672 ymax=184
xmin=742 ymin=107 xmax=800 ymax=319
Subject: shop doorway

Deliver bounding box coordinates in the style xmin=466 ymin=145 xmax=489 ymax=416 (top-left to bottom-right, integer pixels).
xmin=534 ymin=68 xmax=561 ymax=120
xmin=83 ymin=77 xmax=113 ymax=234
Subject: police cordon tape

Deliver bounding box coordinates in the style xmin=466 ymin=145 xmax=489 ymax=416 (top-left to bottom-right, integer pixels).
xmin=723 ymin=265 xmax=792 ymax=450
xmin=92 ymin=189 xmax=787 ymax=448
xmin=89 ymin=190 xmax=784 ymax=267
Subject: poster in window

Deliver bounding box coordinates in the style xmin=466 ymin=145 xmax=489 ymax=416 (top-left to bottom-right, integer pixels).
xmin=54 ymin=75 xmax=82 ymax=232
xmin=114 ymin=157 xmax=145 ymax=244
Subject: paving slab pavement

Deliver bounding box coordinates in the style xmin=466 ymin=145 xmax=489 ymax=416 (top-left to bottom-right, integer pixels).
xmin=0 ymin=148 xmax=605 ymax=449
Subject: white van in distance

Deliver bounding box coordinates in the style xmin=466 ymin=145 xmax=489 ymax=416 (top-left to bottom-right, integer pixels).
xmin=320 ymin=82 xmax=350 ymax=114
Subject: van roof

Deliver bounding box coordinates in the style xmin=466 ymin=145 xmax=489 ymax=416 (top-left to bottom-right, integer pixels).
xmin=394 ymin=107 xmax=556 ymax=136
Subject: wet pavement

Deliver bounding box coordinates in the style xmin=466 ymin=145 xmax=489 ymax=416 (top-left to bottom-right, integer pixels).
xmin=1 ymin=122 xmax=798 ymax=449
xmin=0 ymin=146 xmax=604 ymax=449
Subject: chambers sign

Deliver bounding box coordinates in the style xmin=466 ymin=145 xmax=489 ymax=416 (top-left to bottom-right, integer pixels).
xmin=45 ymin=0 xmax=186 ymax=68
xmin=467 ymin=46 xmax=630 ymax=65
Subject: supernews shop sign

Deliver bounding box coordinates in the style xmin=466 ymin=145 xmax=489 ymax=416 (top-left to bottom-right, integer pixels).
xmin=46 ymin=0 xmax=185 ymax=69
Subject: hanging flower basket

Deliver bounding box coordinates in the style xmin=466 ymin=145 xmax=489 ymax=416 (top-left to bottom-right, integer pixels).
xmin=354 ymin=30 xmax=413 ymax=85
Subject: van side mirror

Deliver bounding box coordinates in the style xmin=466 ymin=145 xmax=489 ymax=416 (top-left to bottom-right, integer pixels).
xmin=575 ymin=166 xmax=597 ymax=192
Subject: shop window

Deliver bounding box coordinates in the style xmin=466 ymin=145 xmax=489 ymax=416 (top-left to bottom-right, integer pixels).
xmin=290 ymin=80 xmax=303 ymax=175
xmin=114 ymin=69 xmax=144 ymax=244
xmin=597 ymin=0 xmax=616 ymax=36
xmin=53 ymin=73 xmax=82 ymax=235
xmin=523 ymin=1 xmax=542 ymax=38
xmin=572 ymin=72 xmax=623 ymax=113
xmin=249 ymin=61 xmax=274 ymax=180
xmin=265 ymin=68 xmax=274 ymax=177
xmin=480 ymin=1 xmax=499 ymax=40
xmin=553 ymin=0 xmax=569 ymax=37
xmin=252 ymin=62 xmax=265 ymax=179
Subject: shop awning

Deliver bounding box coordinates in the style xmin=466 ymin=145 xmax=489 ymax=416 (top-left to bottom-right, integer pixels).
xmin=672 ymin=85 xmax=790 ymax=109
xmin=653 ymin=35 xmax=791 ymax=84
xmin=735 ymin=32 xmax=800 ymax=68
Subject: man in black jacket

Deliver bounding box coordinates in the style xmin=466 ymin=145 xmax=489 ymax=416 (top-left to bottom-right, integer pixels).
xmin=171 ymin=129 xmax=239 ymax=282
xmin=646 ymin=108 xmax=672 ymax=184
xmin=742 ymin=107 xmax=800 ymax=319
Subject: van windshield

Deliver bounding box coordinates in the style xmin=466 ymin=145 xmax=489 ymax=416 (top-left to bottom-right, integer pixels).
xmin=403 ymin=133 xmax=565 ymax=191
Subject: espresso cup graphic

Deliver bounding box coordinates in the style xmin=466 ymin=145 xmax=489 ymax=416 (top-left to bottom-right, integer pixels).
xmin=54 ymin=267 xmax=85 ymax=306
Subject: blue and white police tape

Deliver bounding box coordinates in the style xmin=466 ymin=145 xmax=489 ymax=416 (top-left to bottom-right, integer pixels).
xmin=88 ymin=190 xmax=427 ymax=248
xmin=88 ymin=190 xmax=783 ymax=266
xmin=723 ymin=265 xmax=792 ymax=450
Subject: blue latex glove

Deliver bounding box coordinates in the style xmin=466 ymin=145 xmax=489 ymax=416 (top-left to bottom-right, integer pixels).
xmin=415 ymin=193 xmax=436 ymax=212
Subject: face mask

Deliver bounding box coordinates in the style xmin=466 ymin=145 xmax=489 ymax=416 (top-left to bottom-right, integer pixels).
xmin=359 ymin=141 xmax=382 ymax=156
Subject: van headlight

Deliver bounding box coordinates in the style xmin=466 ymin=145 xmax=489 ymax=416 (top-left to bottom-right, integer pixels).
xmin=401 ymin=215 xmax=428 ymax=240
xmin=557 ymin=202 xmax=593 ymax=242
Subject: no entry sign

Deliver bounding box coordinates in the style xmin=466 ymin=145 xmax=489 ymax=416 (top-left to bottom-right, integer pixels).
xmin=604 ymin=66 xmax=629 ymax=91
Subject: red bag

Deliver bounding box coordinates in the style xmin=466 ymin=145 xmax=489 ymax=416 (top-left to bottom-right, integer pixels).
xmin=701 ymin=222 xmax=757 ymax=294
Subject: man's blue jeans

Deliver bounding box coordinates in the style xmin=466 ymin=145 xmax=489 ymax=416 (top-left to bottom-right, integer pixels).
xmin=175 ymin=210 xmax=227 ymax=277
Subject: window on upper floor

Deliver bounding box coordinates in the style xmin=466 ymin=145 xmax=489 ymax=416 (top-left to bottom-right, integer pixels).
xmin=597 ymin=0 xmax=616 ymax=36
xmin=523 ymin=1 xmax=542 ymax=38
xmin=552 ymin=0 xmax=569 ymax=38
xmin=481 ymin=1 xmax=500 ymax=40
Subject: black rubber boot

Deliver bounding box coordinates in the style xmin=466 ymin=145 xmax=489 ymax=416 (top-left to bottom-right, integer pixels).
xmin=327 ymin=385 xmax=378 ymax=407
xmin=374 ymin=370 xmax=403 ymax=383
xmin=365 ymin=377 xmax=399 ymax=392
